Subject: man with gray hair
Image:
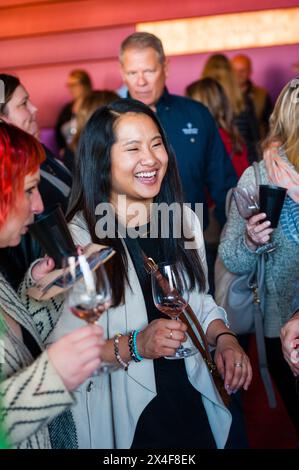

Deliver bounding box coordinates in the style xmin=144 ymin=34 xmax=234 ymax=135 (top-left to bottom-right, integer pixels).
xmin=119 ymin=32 xmax=237 ymax=233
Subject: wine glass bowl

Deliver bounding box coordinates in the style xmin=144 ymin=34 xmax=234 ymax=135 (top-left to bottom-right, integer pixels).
xmin=232 ymin=185 xmax=259 ymax=220
xmin=63 ymin=255 xmax=114 ymax=374
xmin=151 ymin=263 xmax=198 ymax=360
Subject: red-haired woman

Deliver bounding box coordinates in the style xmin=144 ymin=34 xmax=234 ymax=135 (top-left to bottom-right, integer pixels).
xmin=0 ymin=122 xmax=104 ymax=448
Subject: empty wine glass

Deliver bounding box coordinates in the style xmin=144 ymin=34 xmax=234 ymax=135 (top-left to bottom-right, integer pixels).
xmin=151 ymin=263 xmax=198 ymax=360
xmin=63 ymin=254 xmax=115 ymax=374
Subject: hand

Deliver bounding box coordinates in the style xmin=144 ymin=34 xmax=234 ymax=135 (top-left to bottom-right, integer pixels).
xmin=31 ymin=257 xmax=55 ymax=282
xmin=137 ymin=319 xmax=187 ymax=359
xmin=280 ymin=312 xmax=299 ymax=376
xmin=245 ymin=213 xmax=273 ymax=249
xmin=48 ymin=324 xmax=104 ymax=391
xmin=214 ymin=335 xmax=252 ymax=394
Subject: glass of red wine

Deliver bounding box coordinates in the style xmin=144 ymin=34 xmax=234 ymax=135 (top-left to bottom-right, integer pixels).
xmin=63 ymin=254 xmax=114 ymax=374
xmin=151 ymin=263 xmax=197 ymax=360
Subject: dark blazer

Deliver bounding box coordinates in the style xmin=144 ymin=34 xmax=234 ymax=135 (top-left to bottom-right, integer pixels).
xmin=154 ymin=89 xmax=237 ymax=230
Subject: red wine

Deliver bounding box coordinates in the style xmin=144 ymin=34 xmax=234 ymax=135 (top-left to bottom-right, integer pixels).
xmin=156 ymin=300 xmax=187 ymax=318
xmin=70 ymin=304 xmax=102 ymax=324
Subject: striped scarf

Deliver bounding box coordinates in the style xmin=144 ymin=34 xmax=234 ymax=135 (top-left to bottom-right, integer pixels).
xmin=263 ymin=142 xmax=299 ymax=203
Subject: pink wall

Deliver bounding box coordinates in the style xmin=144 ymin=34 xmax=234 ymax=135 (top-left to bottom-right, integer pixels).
xmin=166 ymin=44 xmax=299 ymax=102
xmin=1 ymin=0 xmax=298 ymax=151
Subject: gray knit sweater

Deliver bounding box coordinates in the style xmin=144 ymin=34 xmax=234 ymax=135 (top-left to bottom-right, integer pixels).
xmin=218 ymin=161 xmax=299 ymax=337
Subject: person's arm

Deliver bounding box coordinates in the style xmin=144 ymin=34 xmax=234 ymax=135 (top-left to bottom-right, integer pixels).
xmin=0 ymin=350 xmax=73 ymax=447
xmin=218 ymin=165 xmax=261 ymax=274
xmin=203 ymin=108 xmax=238 ymax=228
xmin=0 ymin=324 xmax=103 ymax=447
xmin=98 ymin=319 xmax=188 ymax=366
xmin=280 ymin=312 xmax=299 ymax=376
xmin=17 ymin=258 xmax=65 ymax=343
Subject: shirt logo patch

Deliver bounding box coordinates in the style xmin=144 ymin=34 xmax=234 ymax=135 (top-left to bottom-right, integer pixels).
xmin=182 ymin=122 xmax=198 ymax=135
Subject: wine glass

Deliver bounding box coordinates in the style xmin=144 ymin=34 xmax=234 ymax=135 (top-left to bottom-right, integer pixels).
xmin=232 ymin=184 xmax=259 ymax=220
xmin=63 ymin=254 xmax=115 ymax=374
xmin=258 ymin=184 xmax=287 ymax=253
xmin=151 ymin=263 xmax=198 ymax=360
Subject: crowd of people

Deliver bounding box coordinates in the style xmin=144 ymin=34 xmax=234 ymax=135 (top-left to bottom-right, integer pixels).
xmin=0 ymin=31 xmax=299 ymax=450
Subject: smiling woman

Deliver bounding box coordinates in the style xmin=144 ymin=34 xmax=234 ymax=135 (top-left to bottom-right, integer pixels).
xmin=110 ymin=112 xmax=168 ymax=211
xmin=41 ymin=98 xmax=253 ymax=449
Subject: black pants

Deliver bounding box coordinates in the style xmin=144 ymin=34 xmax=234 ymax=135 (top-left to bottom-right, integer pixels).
xmin=265 ymin=337 xmax=299 ymax=438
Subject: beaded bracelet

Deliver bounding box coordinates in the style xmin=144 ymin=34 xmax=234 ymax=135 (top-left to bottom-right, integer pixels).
xmin=215 ymin=331 xmax=237 ymax=344
xmin=113 ymin=333 xmax=129 ymax=371
xmin=128 ymin=330 xmax=143 ymax=362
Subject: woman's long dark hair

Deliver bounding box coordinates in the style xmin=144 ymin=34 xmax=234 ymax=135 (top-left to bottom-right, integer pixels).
xmin=67 ymin=99 xmax=205 ymax=305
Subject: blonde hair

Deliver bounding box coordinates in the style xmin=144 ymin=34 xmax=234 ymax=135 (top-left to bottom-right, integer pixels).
xmin=71 ymin=90 xmax=118 ymax=151
xmin=264 ymin=78 xmax=299 ymax=171
xmin=201 ymin=54 xmax=245 ymax=115
xmin=186 ymin=77 xmax=244 ymax=154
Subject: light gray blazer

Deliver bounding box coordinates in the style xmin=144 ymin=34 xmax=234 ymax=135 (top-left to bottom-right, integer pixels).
xmin=47 ymin=209 xmax=232 ymax=449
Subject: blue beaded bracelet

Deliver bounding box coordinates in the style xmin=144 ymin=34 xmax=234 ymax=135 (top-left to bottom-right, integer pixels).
xmin=132 ymin=329 xmax=143 ymax=362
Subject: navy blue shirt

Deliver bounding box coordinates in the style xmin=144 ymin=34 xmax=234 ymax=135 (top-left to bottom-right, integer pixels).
xmin=155 ymin=89 xmax=237 ymax=230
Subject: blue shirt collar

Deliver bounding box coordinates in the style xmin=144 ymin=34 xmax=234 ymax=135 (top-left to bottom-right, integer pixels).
xmin=126 ymin=87 xmax=171 ymax=111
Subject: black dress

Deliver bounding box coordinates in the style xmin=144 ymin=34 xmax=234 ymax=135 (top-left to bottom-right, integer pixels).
xmin=125 ymin=234 xmax=216 ymax=449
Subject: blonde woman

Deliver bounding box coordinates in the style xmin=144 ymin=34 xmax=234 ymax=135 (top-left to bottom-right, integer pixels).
xmin=201 ymin=54 xmax=260 ymax=163
xmin=218 ymin=78 xmax=299 ymax=442
xmin=186 ymin=77 xmax=249 ymax=179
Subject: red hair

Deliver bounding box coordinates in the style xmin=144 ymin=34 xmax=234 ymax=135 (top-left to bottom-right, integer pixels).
xmin=0 ymin=122 xmax=45 ymax=227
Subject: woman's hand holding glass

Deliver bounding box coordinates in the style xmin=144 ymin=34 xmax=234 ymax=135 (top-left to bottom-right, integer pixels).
xmin=136 ymin=318 xmax=188 ymax=359
xmin=63 ymin=255 xmax=114 ymax=374
xmin=151 ymin=263 xmax=198 ymax=359
xmin=245 ymin=213 xmax=274 ymax=250
xmin=47 ymin=324 xmax=104 ymax=391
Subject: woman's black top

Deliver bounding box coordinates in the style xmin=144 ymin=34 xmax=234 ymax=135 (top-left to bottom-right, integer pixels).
xmin=125 ymin=233 xmax=216 ymax=449
xmin=21 ymin=326 xmax=41 ymax=359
